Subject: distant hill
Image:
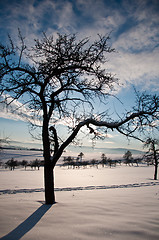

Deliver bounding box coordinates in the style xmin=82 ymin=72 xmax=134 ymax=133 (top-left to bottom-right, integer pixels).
xmin=67 ymin=145 xmax=145 ymax=155
xmin=1 ymin=140 xmax=42 ymax=151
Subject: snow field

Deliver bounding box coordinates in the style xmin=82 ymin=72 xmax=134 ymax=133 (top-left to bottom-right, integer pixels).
xmin=0 ymin=165 xmax=159 ymax=240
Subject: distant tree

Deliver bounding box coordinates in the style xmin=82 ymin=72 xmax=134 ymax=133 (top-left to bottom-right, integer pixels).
xmin=6 ymin=158 xmax=17 ymax=170
xmin=90 ymin=159 xmax=98 ymax=168
xmin=133 ymin=158 xmax=139 ymax=167
xmin=63 ymin=156 xmax=74 ymax=168
xmin=101 ymin=153 xmax=106 ymax=161
xmin=101 ymin=153 xmax=107 ymax=167
xmin=79 ymin=160 xmax=89 ymax=168
xmin=31 ymin=159 xmax=41 ymax=170
xmin=123 ymin=151 xmax=133 ymax=166
xmin=143 ymin=138 xmax=159 ymax=180
xmin=0 ymin=32 xmax=158 ymax=204
xmin=21 ymin=160 xmax=28 ymax=170
xmin=107 ymin=158 xmax=113 ymax=168
xmin=78 ymin=152 xmax=84 ymax=162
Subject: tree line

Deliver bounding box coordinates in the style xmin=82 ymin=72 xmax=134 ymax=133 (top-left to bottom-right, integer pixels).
xmin=62 ymin=148 xmax=158 ymax=180
xmin=1 ymin=158 xmax=43 ymax=171
xmin=0 ymin=147 xmax=158 ymax=182
xmin=62 ymin=152 xmax=142 ymax=169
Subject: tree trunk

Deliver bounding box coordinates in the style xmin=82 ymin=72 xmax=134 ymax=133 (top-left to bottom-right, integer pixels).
xmin=154 ymin=163 xmax=158 ymax=180
xmin=43 ymin=117 xmax=55 ymax=204
xmin=44 ymin=165 xmax=55 ymax=204
xmin=154 ymin=150 xmax=158 ymax=180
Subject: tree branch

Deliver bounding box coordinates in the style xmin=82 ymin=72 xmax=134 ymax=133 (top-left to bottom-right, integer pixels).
xmin=49 ymin=126 xmax=59 ymax=154
xmin=52 ymin=107 xmax=158 ymax=166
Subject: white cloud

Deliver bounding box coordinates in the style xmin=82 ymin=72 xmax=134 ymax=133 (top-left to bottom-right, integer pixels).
xmin=107 ymin=47 xmax=159 ymax=91
xmin=0 ymin=94 xmax=88 ymax=128
xmin=114 ymin=21 xmax=159 ymax=52
xmin=1 ymin=0 xmax=158 ymax=94
xmin=0 ymin=94 xmax=43 ymax=125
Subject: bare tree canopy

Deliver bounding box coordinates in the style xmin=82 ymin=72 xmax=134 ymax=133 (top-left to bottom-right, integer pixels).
xmin=0 ymin=32 xmax=159 ymax=204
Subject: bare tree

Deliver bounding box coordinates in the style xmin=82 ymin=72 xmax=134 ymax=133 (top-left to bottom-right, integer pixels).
xmin=143 ymin=138 xmax=159 ymax=180
xmin=123 ymin=150 xmax=133 ymax=166
xmin=101 ymin=153 xmax=107 ymax=167
xmin=78 ymin=152 xmax=84 ymax=162
xmin=0 ymin=32 xmax=159 ymax=204
xmin=6 ymin=158 xmax=17 ymax=171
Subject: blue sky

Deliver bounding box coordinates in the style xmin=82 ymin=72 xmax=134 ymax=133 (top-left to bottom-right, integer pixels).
xmin=0 ymin=0 xmax=159 ymax=158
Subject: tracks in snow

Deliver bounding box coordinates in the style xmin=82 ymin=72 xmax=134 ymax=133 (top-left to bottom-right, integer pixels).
xmin=0 ymin=181 xmax=159 ymax=195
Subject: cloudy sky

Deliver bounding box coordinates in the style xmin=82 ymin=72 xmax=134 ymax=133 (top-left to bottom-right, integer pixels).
xmin=0 ymin=0 xmax=159 ymax=157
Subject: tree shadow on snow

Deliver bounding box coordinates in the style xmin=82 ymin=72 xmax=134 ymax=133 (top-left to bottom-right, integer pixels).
xmin=0 ymin=204 xmax=53 ymax=240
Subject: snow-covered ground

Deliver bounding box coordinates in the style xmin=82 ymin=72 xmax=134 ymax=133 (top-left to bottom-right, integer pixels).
xmin=0 ymin=165 xmax=159 ymax=240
